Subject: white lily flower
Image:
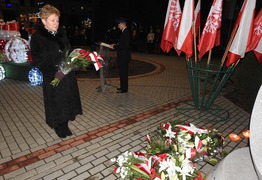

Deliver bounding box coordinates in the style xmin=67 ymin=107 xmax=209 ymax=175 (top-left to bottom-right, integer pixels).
xmin=116 ymin=155 xmax=128 ymax=167
xmin=179 ymin=158 xmax=195 ymax=180
xmin=164 ymin=126 xmax=176 ymax=139
xmin=202 ymin=139 xmax=208 ymax=145
xmin=158 ymin=156 xmax=181 ymax=180
xmin=124 ymin=151 xmax=129 ymax=157
xmin=120 ymin=167 xmax=129 ymax=179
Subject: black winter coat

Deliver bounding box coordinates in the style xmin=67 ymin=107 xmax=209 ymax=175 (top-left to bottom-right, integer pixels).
xmin=30 ymin=24 xmax=82 ymax=128
xmin=114 ymin=28 xmax=131 ymax=64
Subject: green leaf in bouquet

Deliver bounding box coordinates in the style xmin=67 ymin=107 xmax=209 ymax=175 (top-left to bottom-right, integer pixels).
xmin=205 ymin=157 xmax=219 ymax=166
xmin=50 ymin=78 xmax=60 ymax=87
xmin=146 ymin=131 xmax=170 ymax=155
xmin=178 ymin=154 xmax=185 ymax=162
xmin=220 ymin=150 xmax=229 ymax=159
xmin=170 ymin=119 xmax=185 ymax=127
xmin=129 ymin=165 xmax=150 ymax=179
xmin=127 ymin=155 xmax=144 ymax=165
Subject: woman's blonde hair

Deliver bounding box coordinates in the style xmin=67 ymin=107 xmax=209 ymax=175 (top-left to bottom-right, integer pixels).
xmin=39 ymin=4 xmax=60 ymax=20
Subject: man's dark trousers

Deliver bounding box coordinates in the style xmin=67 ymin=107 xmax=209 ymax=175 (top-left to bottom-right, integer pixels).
xmin=118 ymin=61 xmax=128 ymax=92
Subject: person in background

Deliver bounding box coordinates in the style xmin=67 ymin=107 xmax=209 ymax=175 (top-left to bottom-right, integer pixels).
xmin=20 ymin=24 xmax=29 ymax=40
xmin=110 ymin=17 xmax=131 ymax=93
xmin=147 ymin=27 xmax=155 ymax=54
xmin=154 ymin=27 xmax=162 ymax=54
xmin=30 ymin=4 xmax=82 ymax=138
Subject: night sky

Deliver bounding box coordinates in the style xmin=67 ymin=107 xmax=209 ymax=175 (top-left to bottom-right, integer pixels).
xmin=60 ymin=0 xmax=261 ymax=45
xmin=90 ymin=0 xmax=261 ymax=43
xmin=91 ymin=0 xmax=169 ymax=42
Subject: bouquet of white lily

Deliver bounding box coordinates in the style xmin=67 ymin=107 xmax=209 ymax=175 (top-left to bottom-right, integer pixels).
xmin=50 ymin=48 xmax=103 ymax=87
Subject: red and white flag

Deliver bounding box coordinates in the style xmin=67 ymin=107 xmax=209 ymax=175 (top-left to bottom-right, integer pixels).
xmin=160 ymin=0 xmax=182 ymax=53
xmin=226 ymin=0 xmax=256 ymax=67
xmin=246 ymin=8 xmax=262 ymax=52
xmin=197 ymin=0 xmax=223 ymax=59
xmin=194 ymin=0 xmax=201 ymax=37
xmin=177 ymin=0 xmax=194 ymax=59
xmin=254 ymin=38 xmax=262 ymax=63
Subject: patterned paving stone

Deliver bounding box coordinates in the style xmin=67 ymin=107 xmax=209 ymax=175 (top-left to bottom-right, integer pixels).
xmin=0 ymin=53 xmax=251 ymax=179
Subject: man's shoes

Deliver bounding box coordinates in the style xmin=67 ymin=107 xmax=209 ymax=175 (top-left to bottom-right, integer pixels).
xmin=116 ymin=90 xmax=127 ymax=93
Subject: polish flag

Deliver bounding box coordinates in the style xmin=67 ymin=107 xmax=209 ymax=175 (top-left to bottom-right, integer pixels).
xmin=197 ymin=0 xmax=223 ymax=59
xmin=194 ymin=0 xmax=201 ymax=37
xmin=226 ymin=0 xmax=256 ymax=67
xmin=177 ymin=0 xmax=194 ymax=59
xmin=160 ymin=0 xmax=182 ymax=53
xmin=254 ymin=38 xmax=262 ymax=63
xmin=246 ymin=8 xmax=262 ymax=52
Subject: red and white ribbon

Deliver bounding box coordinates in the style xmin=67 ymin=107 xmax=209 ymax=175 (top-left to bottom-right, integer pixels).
xmin=186 ymin=148 xmax=197 ymax=158
xmin=133 ymin=152 xmax=151 ymax=175
xmin=186 ymin=136 xmax=203 ymax=158
xmin=175 ymin=123 xmax=208 ymax=134
xmin=195 ymin=135 xmax=202 ymax=150
xmin=133 ymin=154 xmax=159 ymax=176
xmin=88 ymin=51 xmax=103 ymax=71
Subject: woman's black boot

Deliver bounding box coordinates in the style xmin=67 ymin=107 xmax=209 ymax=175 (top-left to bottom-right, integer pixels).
xmin=54 ymin=124 xmax=67 ymax=138
xmin=63 ymin=121 xmax=73 ymax=136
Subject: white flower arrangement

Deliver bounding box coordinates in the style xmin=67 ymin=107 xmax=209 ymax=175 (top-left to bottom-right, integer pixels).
xmin=111 ymin=120 xmax=227 ymax=180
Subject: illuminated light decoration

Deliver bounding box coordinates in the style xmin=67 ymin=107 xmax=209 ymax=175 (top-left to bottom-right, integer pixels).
xmin=6 ymin=3 xmax=12 ymax=7
xmin=242 ymin=130 xmax=250 ymax=139
xmin=28 ymin=67 xmax=43 ymax=86
xmin=5 ymin=37 xmax=30 ymax=63
xmin=228 ymin=133 xmax=241 ymax=142
xmin=0 ymin=39 xmax=8 ymax=51
xmin=0 ymin=64 xmax=5 ymax=80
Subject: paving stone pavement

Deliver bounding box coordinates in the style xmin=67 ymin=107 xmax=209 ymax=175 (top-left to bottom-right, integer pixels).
xmin=0 ymin=53 xmax=250 ymax=180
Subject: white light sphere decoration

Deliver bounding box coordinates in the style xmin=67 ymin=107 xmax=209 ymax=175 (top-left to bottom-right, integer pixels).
xmin=0 ymin=64 xmax=5 ymax=80
xmin=5 ymin=37 xmax=30 ymax=63
xmin=28 ymin=67 xmax=43 ymax=86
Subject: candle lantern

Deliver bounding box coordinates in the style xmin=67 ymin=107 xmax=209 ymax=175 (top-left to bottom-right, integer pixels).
xmin=228 ymin=133 xmax=241 ymax=142
xmin=242 ymin=130 xmax=250 ymax=139
xmin=28 ymin=67 xmax=43 ymax=86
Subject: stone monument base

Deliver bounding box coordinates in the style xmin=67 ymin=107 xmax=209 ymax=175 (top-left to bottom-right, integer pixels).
xmin=206 ymin=147 xmax=259 ymax=180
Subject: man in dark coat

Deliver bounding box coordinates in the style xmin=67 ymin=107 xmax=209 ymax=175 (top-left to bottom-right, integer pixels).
xmin=30 ymin=4 xmax=82 ymax=138
xmin=111 ymin=18 xmax=131 ymax=93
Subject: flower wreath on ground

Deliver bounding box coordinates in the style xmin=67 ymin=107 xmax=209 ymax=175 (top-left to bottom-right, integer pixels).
xmin=50 ymin=48 xmax=103 ymax=87
xmin=111 ymin=120 xmax=227 ymax=180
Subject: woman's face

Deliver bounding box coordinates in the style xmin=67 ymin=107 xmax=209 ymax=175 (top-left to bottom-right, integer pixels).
xmin=42 ymin=13 xmax=59 ymax=32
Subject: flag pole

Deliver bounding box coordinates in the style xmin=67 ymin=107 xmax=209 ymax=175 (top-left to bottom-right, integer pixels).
xmin=207 ymin=49 xmax=212 ymax=65
xmin=220 ymin=24 xmax=239 ymax=67
xmin=201 ymin=49 xmax=212 ymax=108
xmin=198 ymin=27 xmax=201 ymax=42
xmin=193 ymin=21 xmax=200 ymax=108
xmin=194 ymin=22 xmax=198 ymax=63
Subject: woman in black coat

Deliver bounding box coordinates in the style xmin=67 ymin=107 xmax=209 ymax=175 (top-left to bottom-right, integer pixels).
xmin=30 ymin=4 xmax=82 ymax=138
